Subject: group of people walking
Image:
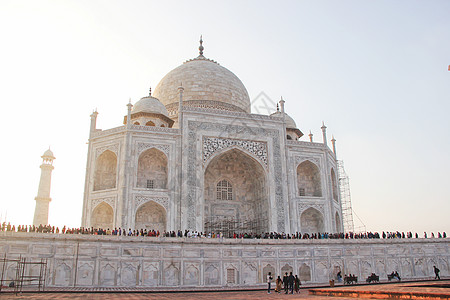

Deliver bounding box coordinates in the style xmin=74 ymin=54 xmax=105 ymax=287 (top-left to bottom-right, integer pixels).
xmin=267 ymin=272 xmax=301 ymax=294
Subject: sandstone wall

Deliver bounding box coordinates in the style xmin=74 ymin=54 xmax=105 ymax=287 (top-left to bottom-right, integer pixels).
xmin=0 ymin=233 xmax=448 ymax=287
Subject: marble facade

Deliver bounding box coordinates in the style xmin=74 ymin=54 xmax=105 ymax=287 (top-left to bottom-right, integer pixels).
xmin=1 ymin=233 xmax=448 ymax=287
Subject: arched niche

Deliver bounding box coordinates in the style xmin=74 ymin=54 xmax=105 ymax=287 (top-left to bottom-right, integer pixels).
xmin=91 ymin=202 xmax=113 ymax=229
xmin=335 ymin=212 xmax=341 ymax=233
xmin=331 ymin=168 xmax=338 ymax=201
xmin=204 ymin=148 xmax=268 ymax=235
xmin=93 ymin=150 xmax=117 ymax=191
xmin=137 ymin=148 xmax=168 ymax=189
xmin=300 ymin=207 xmax=324 ymax=233
xmin=135 ymin=201 xmax=166 ymax=231
xmin=145 ymin=121 xmax=155 ymax=126
xmin=297 ymin=160 xmax=322 ymax=197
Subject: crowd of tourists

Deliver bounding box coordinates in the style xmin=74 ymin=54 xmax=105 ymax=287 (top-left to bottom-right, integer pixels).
xmin=267 ymin=271 xmax=302 ymax=294
xmin=1 ymin=222 xmax=447 ymax=240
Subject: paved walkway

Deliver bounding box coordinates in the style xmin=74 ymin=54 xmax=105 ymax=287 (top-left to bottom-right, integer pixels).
xmin=0 ymin=280 xmax=448 ymax=299
xmin=0 ymin=290 xmax=356 ymax=300
xmin=309 ymin=279 xmax=450 ymax=299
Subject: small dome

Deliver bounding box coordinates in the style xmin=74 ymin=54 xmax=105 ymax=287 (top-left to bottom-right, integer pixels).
xmin=270 ymin=111 xmax=297 ymax=129
xmin=42 ymin=148 xmax=55 ymax=159
xmin=132 ymin=96 xmax=169 ymax=117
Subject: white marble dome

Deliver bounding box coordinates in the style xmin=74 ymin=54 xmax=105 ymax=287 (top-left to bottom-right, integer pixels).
xmin=132 ymin=95 xmax=169 ymax=117
xmin=270 ymin=111 xmax=297 ymax=129
xmin=153 ymin=56 xmax=251 ymax=113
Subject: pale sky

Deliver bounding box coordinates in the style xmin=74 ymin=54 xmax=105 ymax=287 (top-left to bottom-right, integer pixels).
xmin=0 ymin=0 xmax=449 ymax=234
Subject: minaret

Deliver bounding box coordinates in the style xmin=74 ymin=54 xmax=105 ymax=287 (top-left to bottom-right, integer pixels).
xmin=33 ymin=149 xmax=55 ymax=226
xmin=331 ymin=136 xmax=337 ymax=156
xmin=321 ymin=122 xmax=328 ymax=146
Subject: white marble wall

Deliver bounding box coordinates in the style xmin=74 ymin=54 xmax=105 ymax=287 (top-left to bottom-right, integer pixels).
xmin=1 ymin=233 xmax=448 ymax=287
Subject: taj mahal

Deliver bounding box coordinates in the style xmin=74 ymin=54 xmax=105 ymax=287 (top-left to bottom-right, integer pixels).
xmin=81 ymin=38 xmax=342 ymax=236
xmin=3 ymin=39 xmax=447 ymax=289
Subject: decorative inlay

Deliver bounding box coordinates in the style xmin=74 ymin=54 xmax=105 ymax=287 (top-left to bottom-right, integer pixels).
xmin=187 ymin=121 xmax=285 ymax=232
xmin=135 ymin=195 xmax=169 ymax=212
xmin=91 ymin=197 xmax=115 ymax=210
xmin=298 ymin=203 xmax=324 ymax=215
xmin=295 ymin=156 xmax=320 ymax=168
xmin=137 ymin=143 xmax=170 ymax=156
xmin=202 ymin=137 xmax=267 ymax=167
xmin=95 ymin=144 xmax=119 ymax=159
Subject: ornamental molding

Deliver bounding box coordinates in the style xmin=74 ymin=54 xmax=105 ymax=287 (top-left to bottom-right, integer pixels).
xmin=187 ymin=121 xmax=285 ymax=232
xmin=182 ymin=106 xmax=275 ymax=121
xmin=131 ymin=125 xmax=179 ymax=134
xmin=298 ymin=203 xmax=325 ymax=216
xmin=202 ymin=137 xmax=268 ymax=168
xmin=134 ymin=195 xmax=169 ymax=212
xmin=137 ymin=143 xmax=170 ymax=156
xmin=95 ymin=144 xmax=119 ymax=159
xmin=91 ymin=197 xmax=116 ymax=210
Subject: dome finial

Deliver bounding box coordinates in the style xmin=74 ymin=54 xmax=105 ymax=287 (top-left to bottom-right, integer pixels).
xmin=149 ymin=86 xmax=152 ymax=96
xmin=199 ymin=35 xmax=204 ymax=57
xmin=276 ymin=103 xmax=279 ymax=112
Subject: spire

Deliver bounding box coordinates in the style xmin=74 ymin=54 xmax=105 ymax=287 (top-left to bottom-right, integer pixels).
xmin=309 ymin=131 xmax=313 ymax=142
xmin=331 ymin=135 xmax=337 ymax=156
xmin=126 ymin=99 xmax=133 ymax=128
xmin=198 ymin=35 xmax=204 ymax=57
xmin=279 ymin=97 xmax=285 ymax=113
xmin=321 ymin=122 xmax=327 ymax=146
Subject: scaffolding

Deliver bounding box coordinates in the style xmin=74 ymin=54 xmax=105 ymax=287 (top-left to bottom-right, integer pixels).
xmin=0 ymin=254 xmax=47 ymax=294
xmin=204 ymin=216 xmax=268 ymax=238
xmin=337 ymin=160 xmax=366 ymax=233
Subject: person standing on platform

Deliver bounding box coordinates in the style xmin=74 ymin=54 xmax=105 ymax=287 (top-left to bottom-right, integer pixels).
xmin=275 ymin=276 xmax=282 ymax=293
xmin=288 ymin=272 xmax=295 ymax=294
xmin=267 ymin=272 xmax=273 ymax=294
xmin=283 ymin=272 xmax=289 ymax=294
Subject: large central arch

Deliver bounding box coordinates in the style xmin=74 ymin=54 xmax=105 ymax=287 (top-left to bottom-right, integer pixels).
xmin=203 ymin=148 xmax=268 ymax=236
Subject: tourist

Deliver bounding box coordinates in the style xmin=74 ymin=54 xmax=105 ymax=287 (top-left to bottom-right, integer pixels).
xmin=294 ymin=274 xmax=301 ymax=293
xmin=337 ymin=271 xmax=342 ymax=282
xmin=267 ymin=271 xmax=273 ymax=294
xmin=433 ymin=266 xmax=440 ymax=280
xmin=288 ymin=271 xmax=295 ymax=294
xmin=283 ymin=272 xmax=289 ymax=294
xmin=275 ymin=276 xmax=282 ymax=293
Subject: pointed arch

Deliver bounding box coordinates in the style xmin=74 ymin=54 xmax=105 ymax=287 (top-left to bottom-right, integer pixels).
xmin=93 ymin=150 xmax=117 ymax=191
xmin=297 ymin=160 xmax=322 ymax=197
xmin=135 ymin=200 xmax=166 ymax=232
xmin=300 ymin=207 xmax=324 ymax=233
xmin=145 ymin=121 xmax=155 ymax=126
xmin=331 ymin=168 xmax=338 ymax=201
xmin=204 ymin=148 xmax=268 ymax=235
xmin=137 ymin=148 xmax=168 ymax=189
xmin=91 ymin=202 xmax=113 ymax=229
xmin=204 ymin=144 xmax=267 ymax=171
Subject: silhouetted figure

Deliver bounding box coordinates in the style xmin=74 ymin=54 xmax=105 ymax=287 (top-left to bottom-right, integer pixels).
xmin=434 ymin=266 xmax=440 ymax=280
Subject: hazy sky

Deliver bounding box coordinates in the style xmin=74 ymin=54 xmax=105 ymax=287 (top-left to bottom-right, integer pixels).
xmin=0 ymin=0 xmax=449 ymax=234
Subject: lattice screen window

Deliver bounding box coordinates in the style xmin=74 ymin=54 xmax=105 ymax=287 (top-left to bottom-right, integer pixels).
xmin=216 ymin=180 xmax=233 ymax=200
xmin=226 ymin=268 xmax=235 ymax=284
xmin=299 ymin=188 xmax=306 ymax=196
xmin=146 ymin=179 xmax=154 ymax=189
